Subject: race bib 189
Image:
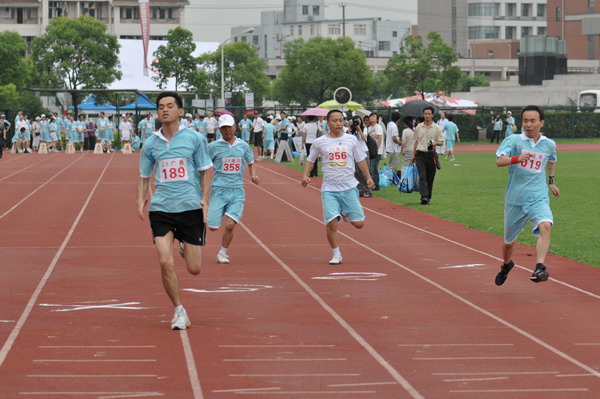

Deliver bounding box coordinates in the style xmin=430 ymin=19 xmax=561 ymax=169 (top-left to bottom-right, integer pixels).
xmin=158 ymin=157 xmax=188 ymax=182
xmin=518 ymin=151 xmax=544 ymax=173
xmin=222 ymin=157 xmax=242 ymax=174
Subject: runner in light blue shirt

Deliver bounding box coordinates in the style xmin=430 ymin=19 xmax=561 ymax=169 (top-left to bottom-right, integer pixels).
xmin=137 ymin=91 xmax=213 ymax=331
xmin=442 ymin=115 xmax=460 ymax=161
xmin=238 ymin=114 xmax=252 ymax=143
xmin=207 ymin=114 xmax=259 ymax=264
xmin=493 ymin=105 xmax=560 ymax=287
xmin=138 ymin=114 xmax=154 ymax=143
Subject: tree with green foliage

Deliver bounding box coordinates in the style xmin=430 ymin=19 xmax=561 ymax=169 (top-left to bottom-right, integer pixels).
xmin=0 ymin=31 xmax=32 ymax=88
xmin=151 ymin=27 xmax=204 ymax=92
xmin=273 ymin=37 xmax=372 ymax=106
xmin=31 ymin=15 xmax=121 ymax=116
xmin=452 ymin=72 xmax=490 ymax=93
xmin=385 ymin=32 xmax=462 ymax=99
xmin=198 ymin=41 xmax=269 ymax=106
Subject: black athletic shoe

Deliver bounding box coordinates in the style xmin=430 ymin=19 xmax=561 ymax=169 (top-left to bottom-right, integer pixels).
xmin=530 ymin=263 xmax=549 ymax=283
xmin=495 ymin=260 xmax=514 ymax=286
xmin=420 ymin=197 xmax=429 ymax=205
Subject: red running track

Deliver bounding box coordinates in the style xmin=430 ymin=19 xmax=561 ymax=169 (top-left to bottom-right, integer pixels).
xmin=0 ymin=151 xmax=599 ymax=398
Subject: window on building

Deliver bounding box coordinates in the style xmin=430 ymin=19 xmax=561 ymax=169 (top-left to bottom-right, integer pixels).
xmin=298 ymin=25 xmax=302 ymax=35
xmin=240 ymin=36 xmax=247 ymax=42
xmin=302 ymin=5 xmax=308 ymax=15
xmin=537 ymin=4 xmax=546 ymax=17
xmin=313 ymin=6 xmax=320 ymax=15
xmin=506 ymin=3 xmax=516 ymax=17
xmin=521 ymin=3 xmax=532 ymax=17
xmin=290 ymin=25 xmax=294 ymax=36
xmin=328 ymin=24 xmax=341 ymax=35
xmin=589 ymin=0 xmax=596 ymax=10
xmin=252 ymin=35 xmax=259 ymax=45
xmin=505 ymin=26 xmax=516 ymax=39
xmin=468 ymin=26 xmax=500 ymax=40
xmin=468 ymin=2 xmax=500 ymax=17
xmin=556 ymin=7 xmax=561 ymax=22
xmin=151 ymin=7 xmax=167 ymax=20
xmin=354 ymin=24 xmax=366 ymax=35
xmin=378 ymin=41 xmax=390 ymax=51
xmin=310 ymin=24 xmax=315 ymax=35
xmin=121 ymin=7 xmax=139 ymax=21
xmin=521 ymin=26 xmax=532 ymax=37
xmin=48 ymin=1 xmax=65 ymax=19
xmin=488 ymin=50 xmax=494 ymax=59
xmin=537 ymin=27 xmax=546 ymax=35
xmin=392 ymin=30 xmax=397 ymax=37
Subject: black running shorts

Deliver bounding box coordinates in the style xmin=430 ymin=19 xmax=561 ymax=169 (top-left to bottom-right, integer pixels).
xmin=253 ymin=131 xmax=263 ymax=148
xmin=149 ymin=209 xmax=205 ymax=246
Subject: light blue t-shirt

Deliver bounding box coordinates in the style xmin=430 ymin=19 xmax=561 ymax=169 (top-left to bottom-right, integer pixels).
xmin=208 ymin=137 xmax=254 ymax=188
xmin=239 ymin=119 xmax=252 ymax=133
xmin=263 ymin=123 xmax=276 ymax=142
xmin=193 ymin=119 xmax=207 ymax=136
xmin=140 ymin=128 xmax=213 ymax=213
xmin=138 ymin=118 xmax=154 ymax=141
xmin=505 ymin=116 xmax=515 ymax=136
xmin=97 ymin=118 xmax=109 ymax=133
xmin=277 ymin=118 xmax=290 ymax=138
xmin=496 ymin=133 xmax=557 ymax=206
xmin=443 ymin=121 xmax=459 ymax=141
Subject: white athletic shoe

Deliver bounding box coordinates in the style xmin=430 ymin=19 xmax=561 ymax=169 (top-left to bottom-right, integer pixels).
xmin=216 ymin=252 xmax=230 ymax=264
xmin=329 ymin=254 xmax=343 ymax=265
xmin=26 ymin=148 xmax=32 ymax=153
xmin=171 ymin=308 xmax=191 ymax=330
xmin=340 ymin=211 xmax=349 ymax=223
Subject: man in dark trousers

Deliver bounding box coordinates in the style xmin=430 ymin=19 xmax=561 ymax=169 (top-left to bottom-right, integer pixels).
xmin=411 ymin=106 xmax=444 ymax=205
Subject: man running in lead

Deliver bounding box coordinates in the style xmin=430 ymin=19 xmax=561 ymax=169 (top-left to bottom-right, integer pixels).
xmin=207 ymin=114 xmax=260 ymax=264
xmin=494 ymin=105 xmax=560 ymax=286
xmin=301 ymin=109 xmax=375 ymax=265
xmin=137 ymin=91 xmax=213 ymax=330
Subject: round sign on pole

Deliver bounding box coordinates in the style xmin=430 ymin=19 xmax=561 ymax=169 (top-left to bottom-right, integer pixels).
xmin=334 ymin=87 xmax=352 ymax=104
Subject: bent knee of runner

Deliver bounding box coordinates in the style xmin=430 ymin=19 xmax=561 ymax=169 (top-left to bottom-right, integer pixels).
xmin=350 ymin=220 xmax=365 ymax=229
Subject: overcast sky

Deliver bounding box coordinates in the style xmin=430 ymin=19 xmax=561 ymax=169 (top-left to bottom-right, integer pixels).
xmin=185 ymin=0 xmax=418 ymax=43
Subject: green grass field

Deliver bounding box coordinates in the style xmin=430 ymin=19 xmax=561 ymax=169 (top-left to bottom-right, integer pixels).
xmin=278 ymin=151 xmax=600 ymax=268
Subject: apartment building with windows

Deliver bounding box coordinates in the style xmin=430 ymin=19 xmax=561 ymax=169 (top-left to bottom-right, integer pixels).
xmin=0 ymin=0 xmax=188 ymax=45
xmin=547 ymin=0 xmax=600 ymax=59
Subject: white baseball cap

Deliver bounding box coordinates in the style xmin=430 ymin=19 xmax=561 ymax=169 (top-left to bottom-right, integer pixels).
xmin=218 ymin=114 xmax=235 ymax=127
xmin=185 ymin=113 xmax=192 ymax=118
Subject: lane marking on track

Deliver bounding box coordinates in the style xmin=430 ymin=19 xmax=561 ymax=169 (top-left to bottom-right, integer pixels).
xmin=223 ymin=358 xmax=346 ymax=362
xmin=450 ymin=388 xmax=588 ymax=393
xmin=398 ymin=343 xmax=514 ymax=347
xmin=246 ymin=170 xmax=600 ymax=380
xmin=18 ymin=392 xmax=165 ymax=398
xmin=414 ymin=356 xmax=534 ymax=360
xmin=39 ymin=346 xmax=156 ymax=349
xmin=27 ymin=374 xmax=158 ymax=378
xmin=212 ymin=388 xmax=281 ymax=393
xmin=33 ymin=359 xmax=156 ymax=363
xmin=255 ymin=165 xmax=600 ymax=301
xmin=328 ymin=382 xmax=398 ymax=387
xmin=0 ymin=153 xmax=59 ymax=182
xmin=433 ymin=371 xmax=560 ymax=376
xmin=0 ymin=154 xmax=85 ymax=219
xmin=180 ymin=330 xmax=204 ymax=399
xmin=183 ymin=284 xmax=273 ymax=294
xmin=439 ymin=263 xmax=486 ymax=269
xmin=312 ymin=272 xmax=387 ymax=281
xmin=443 ymin=377 xmax=509 ymax=382
xmin=38 ymin=301 xmax=149 ymax=312
xmin=239 ymin=221 xmax=425 ymax=399
xmin=219 ymin=345 xmax=335 ymax=348
xmin=0 ymin=154 xmax=114 ymax=368
xmin=230 ymin=374 xmax=361 ymax=377
xmin=231 ymin=391 xmax=377 ymax=395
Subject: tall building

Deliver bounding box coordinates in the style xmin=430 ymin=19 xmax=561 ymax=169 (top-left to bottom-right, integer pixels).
xmin=231 ymin=0 xmax=412 ymax=60
xmin=418 ymin=1 xmax=547 ymax=58
xmin=0 ymin=0 xmax=189 ymax=45
xmin=547 ymin=0 xmax=600 ymax=60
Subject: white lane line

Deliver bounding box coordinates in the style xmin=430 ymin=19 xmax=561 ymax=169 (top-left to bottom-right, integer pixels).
xmin=229 ymin=374 xmax=360 ymax=377
xmin=0 ymin=154 xmax=85 ymax=219
xmin=413 ymin=356 xmax=535 ymax=360
xmin=0 ymin=153 xmax=59 ymax=182
xmin=247 ymin=172 xmax=600 ymax=380
xmin=439 ymin=264 xmax=485 ymax=269
xmin=39 ymin=346 xmax=156 ymax=349
xmin=258 ymin=165 xmax=600 ymax=301
xmin=434 ymin=371 xmax=560 ymax=376
xmin=443 ymin=377 xmax=509 ymax=382
xmin=575 ymin=343 xmax=600 ymax=345
xmin=234 ymin=391 xmax=377 ymax=395
xmin=328 ymin=382 xmax=398 ymax=387
xmin=0 ymin=155 xmax=114 ymax=368
xmin=18 ymin=392 xmax=164 ymax=397
xmin=223 ymin=358 xmax=346 ymax=362
xmin=398 ymin=343 xmax=513 ymax=347
xmin=180 ymin=330 xmax=204 ymax=399
xmin=212 ymin=388 xmax=281 ymax=393
xmin=218 ymin=345 xmax=335 ymax=348
xmin=450 ymin=388 xmax=588 ymax=393
xmin=240 ymin=221 xmax=424 ymax=399
xmin=556 ymin=374 xmax=599 ymax=378
xmin=27 ymin=374 xmax=157 ymax=378
xmin=33 ymin=359 xmax=156 ymax=363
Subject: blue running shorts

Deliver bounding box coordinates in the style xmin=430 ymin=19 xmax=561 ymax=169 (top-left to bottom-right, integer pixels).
xmin=504 ymin=199 xmax=553 ymax=243
xmin=321 ymin=187 xmax=365 ymax=226
xmin=207 ymin=187 xmax=245 ymax=229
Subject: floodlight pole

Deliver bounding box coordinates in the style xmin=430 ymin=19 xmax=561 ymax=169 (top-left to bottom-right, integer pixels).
xmin=221 ymin=27 xmax=254 ymax=106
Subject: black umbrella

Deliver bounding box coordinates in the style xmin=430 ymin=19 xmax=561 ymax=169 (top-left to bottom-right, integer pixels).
xmin=398 ymin=99 xmax=439 ymax=117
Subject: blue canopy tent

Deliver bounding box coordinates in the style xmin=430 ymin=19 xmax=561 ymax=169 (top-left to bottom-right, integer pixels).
xmin=68 ymin=94 xmax=116 ymax=111
xmin=119 ymin=93 xmax=156 ymax=111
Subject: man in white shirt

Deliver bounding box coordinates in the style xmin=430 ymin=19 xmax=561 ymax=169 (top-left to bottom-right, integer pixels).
xmin=301 ymin=110 xmax=374 ymax=265
xmin=120 ymin=114 xmax=133 ymax=149
xmin=252 ymin=111 xmax=265 ymax=160
xmin=385 ymin=112 xmax=402 ymax=176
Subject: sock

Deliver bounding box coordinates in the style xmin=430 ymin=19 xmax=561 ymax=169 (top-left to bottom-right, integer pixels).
xmin=175 ymin=305 xmax=184 ymax=313
xmin=332 ymin=247 xmax=341 ymax=257
xmin=220 ymin=246 xmax=228 ymax=255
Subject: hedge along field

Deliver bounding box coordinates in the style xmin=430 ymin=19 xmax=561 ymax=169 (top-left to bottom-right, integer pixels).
xmin=375 ymin=152 xmax=600 ymax=268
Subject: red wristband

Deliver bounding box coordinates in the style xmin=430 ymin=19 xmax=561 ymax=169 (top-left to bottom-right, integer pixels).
xmin=510 ymin=156 xmax=520 ymax=164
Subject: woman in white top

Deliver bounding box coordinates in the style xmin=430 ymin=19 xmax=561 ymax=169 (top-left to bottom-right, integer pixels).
xmin=302 ymin=116 xmax=320 ymax=177
xmin=401 ymin=116 xmax=416 ymax=174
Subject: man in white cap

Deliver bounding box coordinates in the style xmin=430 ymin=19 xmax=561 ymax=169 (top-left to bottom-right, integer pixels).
xmin=207 ymin=114 xmax=259 ymax=263
xmin=505 ymin=111 xmax=516 ymax=137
